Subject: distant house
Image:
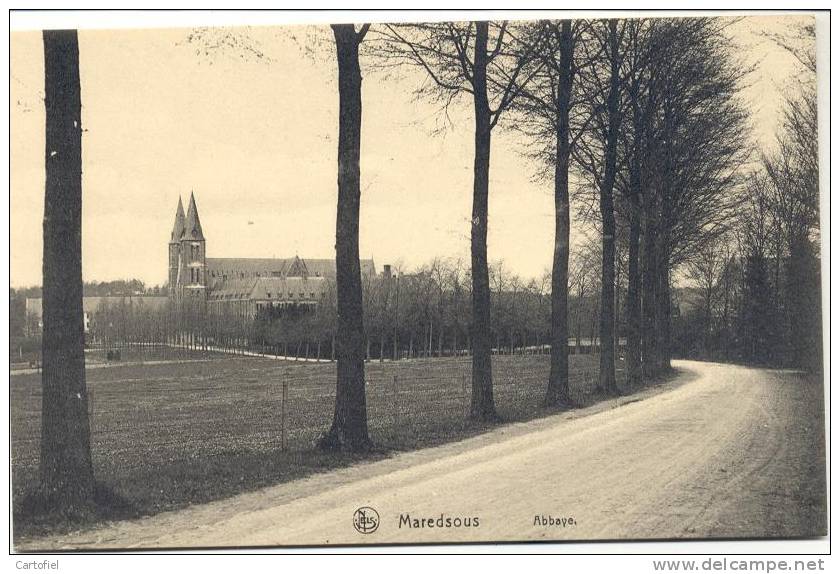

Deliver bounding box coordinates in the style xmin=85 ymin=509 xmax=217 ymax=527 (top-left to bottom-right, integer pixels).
xmin=24 ymin=295 xmax=169 ymax=334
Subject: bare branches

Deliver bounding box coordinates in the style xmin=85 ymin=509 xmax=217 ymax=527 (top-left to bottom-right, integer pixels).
xmin=180 ymin=26 xmax=272 ymax=65
xmin=369 ymin=20 xmax=543 ymax=129
xmin=371 ymin=23 xmax=474 ymax=99
xmin=762 ymin=21 xmax=817 ymax=76
xmin=356 ymin=23 xmax=371 ymax=43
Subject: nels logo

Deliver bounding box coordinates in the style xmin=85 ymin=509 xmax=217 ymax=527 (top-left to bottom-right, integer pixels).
xmin=353 ymin=507 xmax=380 ymax=534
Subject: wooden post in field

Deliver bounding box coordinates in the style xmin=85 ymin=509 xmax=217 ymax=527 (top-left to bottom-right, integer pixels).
xmin=281 ymin=380 xmax=288 ymax=451
xmin=462 ymin=373 xmax=469 ymax=416
xmin=87 ymin=387 xmax=94 ymax=432
xmin=392 ymin=374 xmax=398 ymax=441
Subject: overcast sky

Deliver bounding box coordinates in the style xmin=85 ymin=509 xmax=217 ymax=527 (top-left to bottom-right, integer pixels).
xmin=10 ymin=14 xmax=815 ymax=288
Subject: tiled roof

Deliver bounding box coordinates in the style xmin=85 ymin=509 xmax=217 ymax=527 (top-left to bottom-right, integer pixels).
xmin=205 ymin=276 xmax=329 ymax=302
xmin=206 ymin=257 xmax=376 ymax=284
xmin=249 ymin=276 xmax=328 ymax=302
xmin=206 ymin=278 xmax=258 ymax=301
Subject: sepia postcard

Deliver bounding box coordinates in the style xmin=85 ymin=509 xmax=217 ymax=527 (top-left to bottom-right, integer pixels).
xmin=9 ymin=10 xmax=828 ymax=552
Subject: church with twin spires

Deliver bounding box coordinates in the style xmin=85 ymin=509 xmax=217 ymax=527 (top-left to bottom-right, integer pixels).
xmin=168 ymin=193 xmax=377 ymax=316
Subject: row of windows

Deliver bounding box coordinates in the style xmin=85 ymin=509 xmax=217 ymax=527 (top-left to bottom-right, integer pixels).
xmin=208 ymin=293 xmax=325 ymax=302
xmin=210 ymin=295 xmax=248 ymax=301
xmin=265 ymin=291 xmax=320 ymax=299
xmin=207 ymin=270 xmax=324 ymax=280
xmin=210 ymin=270 xmax=284 ymax=280
xmin=256 ymin=301 xmax=317 ymax=309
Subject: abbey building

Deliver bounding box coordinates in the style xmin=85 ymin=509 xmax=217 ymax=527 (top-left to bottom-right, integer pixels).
xmin=168 ymin=193 xmax=376 ymax=316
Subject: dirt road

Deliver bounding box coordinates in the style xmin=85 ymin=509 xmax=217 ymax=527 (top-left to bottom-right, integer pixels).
xmin=17 ymin=361 xmax=826 ymax=550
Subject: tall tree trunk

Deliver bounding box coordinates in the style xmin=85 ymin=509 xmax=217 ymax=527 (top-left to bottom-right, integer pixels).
xmin=641 ymin=183 xmax=659 ymax=378
xmin=40 ymin=29 xmax=95 ymax=507
xmin=469 ymin=22 xmax=497 ymax=421
xmin=545 ymin=20 xmax=574 ymax=407
xmin=626 ymin=196 xmax=642 ymax=387
xmin=626 ymin=85 xmax=644 ymax=387
xmin=614 ymin=261 xmax=621 ymax=354
xmin=427 ymin=320 xmax=433 ymax=357
xmin=598 ymin=20 xmax=620 ymax=395
xmin=379 ymin=335 xmax=384 ymax=362
xmin=321 ymin=24 xmax=370 ymax=451
xmin=656 ymin=103 xmax=674 ymax=374
xmin=393 ymin=278 xmax=400 ymax=360
xmin=656 ymin=234 xmax=671 ymax=372
xmin=721 ymin=265 xmax=731 ymax=361
xmin=786 ymin=234 xmax=811 ymax=369
xmin=575 ymin=286 xmax=583 ymax=350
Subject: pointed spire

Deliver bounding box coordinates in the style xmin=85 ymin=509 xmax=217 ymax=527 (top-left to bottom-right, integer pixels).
xmin=170 ymin=196 xmax=185 ymax=243
xmin=184 ymin=191 xmax=205 ymax=241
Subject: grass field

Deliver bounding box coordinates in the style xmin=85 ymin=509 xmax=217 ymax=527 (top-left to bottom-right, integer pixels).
xmin=11 ymin=352 xmax=625 ymax=537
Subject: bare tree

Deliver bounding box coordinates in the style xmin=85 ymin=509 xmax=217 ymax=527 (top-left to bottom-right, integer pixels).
xmin=320 ymin=23 xmax=373 ymax=451
xmin=569 ymin=18 xmax=749 ymax=382
xmin=761 ymin=22 xmax=820 ymax=370
xmin=511 ymin=20 xmax=590 ymax=406
xmin=40 ymin=29 xmax=95 ymax=510
xmin=374 ymin=21 xmax=541 ymax=420
xmin=616 ymin=18 xmax=659 ymax=387
xmin=686 ymin=237 xmax=726 ymax=356
xmin=654 ymin=19 xmax=750 ymax=373
xmin=574 ymin=19 xmax=625 ymax=394
xmin=602 ymin=18 xmax=750 ymax=377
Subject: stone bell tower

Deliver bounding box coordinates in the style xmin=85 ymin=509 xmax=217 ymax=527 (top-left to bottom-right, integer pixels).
xmin=167 ymin=192 xmax=207 ymax=300
xmin=180 ymin=192 xmax=207 ymax=300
